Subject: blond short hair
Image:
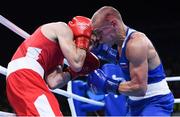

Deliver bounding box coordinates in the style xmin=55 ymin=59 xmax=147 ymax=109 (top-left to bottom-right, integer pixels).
xmin=91 ymin=6 xmax=122 ymax=26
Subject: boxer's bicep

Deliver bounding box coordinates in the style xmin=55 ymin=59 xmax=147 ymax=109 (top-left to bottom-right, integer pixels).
xmin=125 ymin=37 xmax=148 ymax=95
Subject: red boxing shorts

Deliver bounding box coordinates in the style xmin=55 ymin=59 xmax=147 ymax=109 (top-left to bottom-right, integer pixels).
xmin=6 ymin=57 xmax=63 ymax=116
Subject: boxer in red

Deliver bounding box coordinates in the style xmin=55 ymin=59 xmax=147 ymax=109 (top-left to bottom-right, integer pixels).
xmin=6 ymin=16 xmax=99 ymax=116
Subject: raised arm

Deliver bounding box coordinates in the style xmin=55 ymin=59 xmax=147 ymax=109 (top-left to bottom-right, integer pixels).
xmin=54 ymin=22 xmax=87 ymax=72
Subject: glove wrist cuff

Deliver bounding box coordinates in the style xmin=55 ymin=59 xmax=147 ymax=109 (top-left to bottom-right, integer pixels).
xmin=64 ymin=67 xmax=78 ymax=80
xmin=105 ymin=79 xmax=121 ymax=94
xmin=75 ymin=37 xmax=90 ymax=51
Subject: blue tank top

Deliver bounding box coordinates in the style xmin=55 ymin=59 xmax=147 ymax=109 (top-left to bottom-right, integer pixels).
xmin=118 ymin=28 xmax=166 ymax=84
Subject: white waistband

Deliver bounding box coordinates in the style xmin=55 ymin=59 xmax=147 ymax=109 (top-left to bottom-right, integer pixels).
xmin=7 ymin=57 xmax=44 ymax=78
xmin=129 ymin=79 xmax=171 ymax=101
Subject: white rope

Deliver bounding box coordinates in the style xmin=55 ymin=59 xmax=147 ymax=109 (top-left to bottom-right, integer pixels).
xmin=51 ymin=89 xmax=105 ymax=106
xmin=0 ymin=15 xmax=30 ymax=39
xmin=0 ymin=65 xmax=7 ymax=76
xmin=166 ymin=76 xmax=180 ymax=82
xmin=0 ymin=111 xmax=15 ymax=116
xmin=67 ymin=81 xmax=77 ymax=117
xmin=175 ymin=98 xmax=180 ymax=103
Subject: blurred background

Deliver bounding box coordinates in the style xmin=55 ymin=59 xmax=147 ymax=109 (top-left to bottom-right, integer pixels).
xmin=0 ymin=0 xmax=180 ymax=116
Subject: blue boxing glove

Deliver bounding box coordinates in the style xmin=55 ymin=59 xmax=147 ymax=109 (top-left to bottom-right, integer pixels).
xmin=91 ymin=44 xmax=118 ymax=64
xmin=102 ymin=63 xmax=126 ymax=79
xmin=87 ymin=69 xmax=124 ymax=94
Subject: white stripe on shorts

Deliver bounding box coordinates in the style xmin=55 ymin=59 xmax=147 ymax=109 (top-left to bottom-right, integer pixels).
xmin=34 ymin=94 xmax=56 ymax=117
xmin=7 ymin=57 xmax=44 ymax=78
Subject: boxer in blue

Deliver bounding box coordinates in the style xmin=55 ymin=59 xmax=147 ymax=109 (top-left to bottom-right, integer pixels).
xmin=88 ymin=6 xmax=174 ymax=116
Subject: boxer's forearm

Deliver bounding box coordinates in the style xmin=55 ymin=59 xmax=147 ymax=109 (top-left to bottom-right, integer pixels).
xmin=46 ymin=71 xmax=71 ymax=89
xmin=118 ymin=81 xmax=147 ymax=96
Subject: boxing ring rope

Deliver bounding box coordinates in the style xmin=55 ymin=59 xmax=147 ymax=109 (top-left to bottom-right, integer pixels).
xmin=0 ymin=111 xmax=15 ymax=116
xmin=66 ymin=81 xmax=77 ymax=117
xmin=0 ymin=15 xmax=30 ymax=39
xmin=0 ymin=14 xmax=180 ymax=115
xmin=0 ymin=65 xmax=7 ymax=76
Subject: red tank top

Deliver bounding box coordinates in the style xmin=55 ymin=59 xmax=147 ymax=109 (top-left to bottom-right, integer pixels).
xmin=11 ymin=27 xmax=64 ymax=74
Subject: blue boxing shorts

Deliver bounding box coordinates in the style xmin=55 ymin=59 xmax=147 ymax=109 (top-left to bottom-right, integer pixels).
xmin=127 ymin=92 xmax=174 ymax=116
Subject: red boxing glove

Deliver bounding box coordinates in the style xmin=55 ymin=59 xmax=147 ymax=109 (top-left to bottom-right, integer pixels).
xmin=65 ymin=51 xmax=100 ymax=80
xmin=68 ymin=16 xmax=93 ymax=51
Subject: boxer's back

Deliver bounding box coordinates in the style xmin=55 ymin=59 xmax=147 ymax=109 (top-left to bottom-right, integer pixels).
xmin=11 ymin=26 xmax=64 ymax=73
